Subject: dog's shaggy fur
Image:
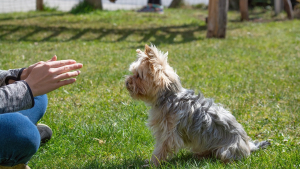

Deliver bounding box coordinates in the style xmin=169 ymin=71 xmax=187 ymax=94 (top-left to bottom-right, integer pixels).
xmin=125 ymin=44 xmax=270 ymax=165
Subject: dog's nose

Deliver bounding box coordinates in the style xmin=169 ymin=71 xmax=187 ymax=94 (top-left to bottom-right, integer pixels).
xmin=126 ymin=81 xmax=129 ymax=87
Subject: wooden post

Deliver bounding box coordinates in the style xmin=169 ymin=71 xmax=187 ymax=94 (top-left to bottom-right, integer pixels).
xmin=206 ymin=0 xmax=229 ymax=38
xmin=86 ymin=0 xmax=103 ymax=10
xmin=240 ymin=0 xmax=249 ymax=21
xmin=169 ymin=0 xmax=183 ymax=8
xmin=274 ymin=0 xmax=283 ymax=15
xmin=283 ymin=0 xmax=293 ymax=19
xmin=36 ymin=0 xmax=43 ymax=11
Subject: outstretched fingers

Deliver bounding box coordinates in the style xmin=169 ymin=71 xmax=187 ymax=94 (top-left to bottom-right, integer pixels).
xmin=47 ymin=55 xmax=57 ymax=62
xmin=54 ymin=63 xmax=83 ymax=74
xmin=47 ymin=60 xmax=78 ymax=68
xmin=55 ymin=70 xmax=81 ymax=82
xmin=57 ymin=78 xmax=77 ymax=87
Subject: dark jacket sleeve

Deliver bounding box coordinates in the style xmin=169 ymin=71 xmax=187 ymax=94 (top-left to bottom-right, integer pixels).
xmin=0 ymin=68 xmax=25 ymax=87
xmin=0 ymin=69 xmax=34 ymax=114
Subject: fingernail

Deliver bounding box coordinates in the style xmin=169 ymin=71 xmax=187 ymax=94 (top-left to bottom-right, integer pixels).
xmin=77 ymin=70 xmax=81 ymax=74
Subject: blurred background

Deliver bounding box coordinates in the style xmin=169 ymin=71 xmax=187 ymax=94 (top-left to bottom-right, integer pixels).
xmin=0 ymin=0 xmax=208 ymax=13
xmin=1 ymin=0 xmax=298 ymax=14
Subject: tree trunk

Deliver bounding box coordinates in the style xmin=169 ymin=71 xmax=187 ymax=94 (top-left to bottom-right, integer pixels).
xmin=206 ymin=0 xmax=229 ymax=38
xmin=283 ymin=0 xmax=293 ymax=19
xmin=169 ymin=0 xmax=183 ymax=8
xmin=86 ymin=0 xmax=103 ymax=10
xmin=240 ymin=0 xmax=248 ymax=21
xmin=274 ymin=0 xmax=283 ymax=15
xmin=36 ymin=0 xmax=43 ymax=11
xmin=229 ymin=0 xmax=239 ymax=10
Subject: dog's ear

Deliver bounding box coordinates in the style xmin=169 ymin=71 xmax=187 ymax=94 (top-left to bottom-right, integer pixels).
xmin=136 ymin=49 xmax=142 ymax=54
xmin=145 ymin=44 xmax=152 ymax=56
xmin=145 ymin=44 xmax=157 ymax=59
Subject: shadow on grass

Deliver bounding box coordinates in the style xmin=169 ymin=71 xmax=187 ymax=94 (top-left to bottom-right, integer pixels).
xmin=166 ymin=152 xmax=220 ymax=167
xmin=0 ymin=24 xmax=206 ymax=45
xmin=229 ymin=8 xmax=291 ymax=23
xmin=0 ymin=12 xmax=67 ymax=21
xmin=70 ymin=157 xmax=147 ymax=169
xmin=230 ymin=17 xmax=289 ymax=23
xmin=71 ymin=153 xmax=219 ymax=169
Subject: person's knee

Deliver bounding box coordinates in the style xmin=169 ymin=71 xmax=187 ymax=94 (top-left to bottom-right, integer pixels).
xmin=19 ymin=94 xmax=48 ymax=124
xmin=34 ymin=94 xmax=48 ymax=116
xmin=0 ymin=113 xmax=40 ymax=166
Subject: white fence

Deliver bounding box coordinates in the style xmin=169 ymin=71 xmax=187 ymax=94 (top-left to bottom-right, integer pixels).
xmin=0 ymin=0 xmax=209 ymax=13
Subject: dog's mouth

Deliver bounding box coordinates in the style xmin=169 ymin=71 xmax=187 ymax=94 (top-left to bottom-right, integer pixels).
xmin=125 ymin=81 xmax=130 ymax=90
xmin=125 ymin=76 xmax=133 ymax=92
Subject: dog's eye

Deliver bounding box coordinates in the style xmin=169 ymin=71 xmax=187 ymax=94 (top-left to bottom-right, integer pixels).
xmin=136 ymin=73 xmax=143 ymax=79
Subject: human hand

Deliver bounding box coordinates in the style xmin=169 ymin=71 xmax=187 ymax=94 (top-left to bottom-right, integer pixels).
xmin=21 ymin=55 xmax=58 ymax=80
xmin=24 ymin=58 xmax=83 ymax=97
xmin=7 ymin=56 xmax=57 ymax=84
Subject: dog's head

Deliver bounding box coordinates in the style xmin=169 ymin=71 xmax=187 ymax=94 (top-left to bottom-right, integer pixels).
xmin=125 ymin=44 xmax=181 ymax=103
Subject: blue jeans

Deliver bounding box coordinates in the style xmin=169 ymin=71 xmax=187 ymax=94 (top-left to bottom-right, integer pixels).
xmin=0 ymin=94 xmax=48 ymax=167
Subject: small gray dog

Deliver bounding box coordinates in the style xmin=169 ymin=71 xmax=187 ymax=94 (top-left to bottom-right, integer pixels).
xmin=125 ymin=44 xmax=270 ymax=166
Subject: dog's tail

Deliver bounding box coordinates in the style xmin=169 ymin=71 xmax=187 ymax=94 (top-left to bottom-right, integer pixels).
xmin=249 ymin=140 xmax=271 ymax=152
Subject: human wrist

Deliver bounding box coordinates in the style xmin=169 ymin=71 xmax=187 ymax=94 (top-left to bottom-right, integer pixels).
xmin=8 ymin=79 xmax=15 ymax=84
xmin=20 ymin=68 xmax=28 ymax=80
xmin=24 ymin=79 xmax=37 ymax=97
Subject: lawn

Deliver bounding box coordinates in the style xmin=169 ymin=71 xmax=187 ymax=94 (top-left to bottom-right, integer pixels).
xmin=0 ymin=7 xmax=300 ymax=169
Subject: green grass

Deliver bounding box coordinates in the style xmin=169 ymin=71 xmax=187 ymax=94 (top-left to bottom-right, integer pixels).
xmin=0 ymin=8 xmax=300 ymax=168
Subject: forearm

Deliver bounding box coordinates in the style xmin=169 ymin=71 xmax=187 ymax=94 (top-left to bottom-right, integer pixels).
xmin=0 ymin=68 xmax=26 ymax=86
xmin=0 ymin=81 xmax=34 ymax=114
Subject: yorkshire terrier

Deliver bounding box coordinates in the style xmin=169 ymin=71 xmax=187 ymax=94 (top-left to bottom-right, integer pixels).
xmin=125 ymin=44 xmax=270 ymax=166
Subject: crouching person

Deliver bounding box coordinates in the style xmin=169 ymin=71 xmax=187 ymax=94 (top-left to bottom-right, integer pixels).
xmin=0 ymin=56 xmax=83 ymax=169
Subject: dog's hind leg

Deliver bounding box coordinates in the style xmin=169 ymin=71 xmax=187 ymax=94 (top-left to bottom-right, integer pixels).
xmin=249 ymin=140 xmax=271 ymax=152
